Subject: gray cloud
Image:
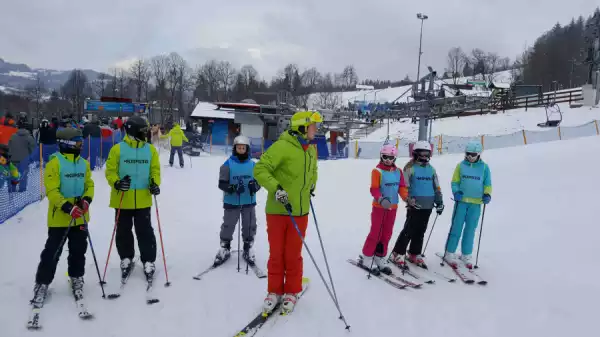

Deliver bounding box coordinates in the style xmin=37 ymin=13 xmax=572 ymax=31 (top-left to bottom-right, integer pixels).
xmin=0 ymin=0 xmax=597 ymax=80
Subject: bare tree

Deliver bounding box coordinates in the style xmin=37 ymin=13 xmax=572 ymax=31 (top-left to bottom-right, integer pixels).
xmin=470 ymin=48 xmax=488 ymax=78
xmin=25 ymin=73 xmax=45 ymax=119
xmin=93 ymin=73 xmax=108 ymax=98
xmin=446 ymin=47 xmax=466 ymax=84
xmin=341 ymin=65 xmax=359 ymax=89
xmin=130 ymin=58 xmax=150 ymax=101
xmin=116 ymin=69 xmax=129 ymax=98
xmin=199 ymin=60 xmax=221 ymax=101
xmin=301 ymin=67 xmax=322 ymax=92
xmin=151 ymin=55 xmax=169 ymax=121
xmin=217 ymin=61 xmax=236 ymax=101
xmin=486 ymin=53 xmax=501 ymax=82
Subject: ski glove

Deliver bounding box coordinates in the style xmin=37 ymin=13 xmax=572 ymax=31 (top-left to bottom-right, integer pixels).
xmin=236 ymin=181 xmax=245 ymax=194
xmin=248 ymin=180 xmax=260 ymax=195
xmin=310 ymin=185 xmax=315 ymax=197
xmin=149 ymin=180 xmax=160 ymax=195
xmin=378 ymin=197 xmax=393 ymax=210
xmin=226 ymin=184 xmax=237 ymax=194
xmin=62 ymin=202 xmax=83 ymax=219
xmin=10 ymin=179 xmax=19 ymax=185
xmin=79 ymin=197 xmax=92 ymax=214
xmin=407 ymin=198 xmax=421 ymax=209
xmin=435 ymin=202 xmax=444 ymax=215
xmin=482 ymin=193 xmax=491 ymax=204
xmin=114 ymin=175 xmax=131 ymax=192
xmin=275 ymin=187 xmax=289 ymax=205
xmin=453 ymin=191 xmax=463 ymax=202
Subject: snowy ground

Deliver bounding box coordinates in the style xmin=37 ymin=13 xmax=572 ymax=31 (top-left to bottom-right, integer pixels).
xmin=0 ymin=137 xmax=598 ymax=337
xmin=364 ymin=104 xmax=600 ymax=141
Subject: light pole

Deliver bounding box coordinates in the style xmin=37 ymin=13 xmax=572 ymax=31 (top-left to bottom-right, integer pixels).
xmin=416 ymin=12 xmax=429 ymax=141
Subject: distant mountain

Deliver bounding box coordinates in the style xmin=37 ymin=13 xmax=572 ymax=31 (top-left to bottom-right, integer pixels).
xmin=0 ymin=57 xmax=107 ymax=93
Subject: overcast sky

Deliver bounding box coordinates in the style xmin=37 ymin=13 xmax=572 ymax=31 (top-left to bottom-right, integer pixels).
xmin=0 ymin=0 xmax=598 ymax=81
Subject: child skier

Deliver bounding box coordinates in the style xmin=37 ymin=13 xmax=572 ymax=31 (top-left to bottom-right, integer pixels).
xmin=360 ymin=144 xmax=408 ymax=275
xmin=443 ymin=141 xmax=492 ymax=269
xmin=31 ymin=128 xmax=95 ymax=312
xmin=389 ymin=141 xmax=444 ymax=269
xmin=214 ymin=135 xmax=261 ymax=266
xmin=0 ymin=144 xmax=20 ymax=189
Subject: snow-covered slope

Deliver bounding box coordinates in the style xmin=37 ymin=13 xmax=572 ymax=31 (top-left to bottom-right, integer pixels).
xmin=0 ymin=138 xmax=598 ymax=337
xmin=363 ymin=104 xmax=600 ymax=141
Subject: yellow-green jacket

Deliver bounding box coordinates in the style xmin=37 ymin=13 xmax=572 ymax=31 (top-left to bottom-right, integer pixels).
xmin=105 ymin=135 xmax=161 ymax=209
xmin=45 ymin=153 xmax=94 ymax=227
xmin=161 ymin=124 xmax=188 ymax=147
xmin=254 ymin=131 xmax=318 ymax=216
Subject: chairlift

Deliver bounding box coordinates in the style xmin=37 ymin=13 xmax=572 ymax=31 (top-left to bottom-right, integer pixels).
xmin=537 ymin=103 xmax=562 ymax=128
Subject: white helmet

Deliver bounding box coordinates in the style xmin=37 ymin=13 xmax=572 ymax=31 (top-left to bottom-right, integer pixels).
xmin=233 ymin=135 xmax=250 ymax=146
xmin=413 ymin=141 xmax=431 ymax=152
xmin=412 ymin=140 xmax=432 ymax=163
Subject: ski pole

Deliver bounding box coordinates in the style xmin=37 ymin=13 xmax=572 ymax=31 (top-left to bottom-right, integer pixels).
xmin=153 ymin=195 xmax=171 ymax=287
xmin=52 ymin=218 xmax=75 ymax=264
xmin=102 ymin=192 xmax=124 ymax=284
xmin=440 ymin=202 xmax=459 ymax=267
xmin=474 ymin=204 xmax=487 ymax=269
xmin=83 ymin=217 xmax=106 ymax=298
xmin=236 ymin=189 xmax=242 ymax=273
xmin=285 ymin=205 xmax=351 ymax=331
xmin=309 ymin=200 xmax=341 ymax=307
xmin=368 ymin=210 xmax=387 ymax=280
xmin=422 ymin=212 xmax=439 ymax=257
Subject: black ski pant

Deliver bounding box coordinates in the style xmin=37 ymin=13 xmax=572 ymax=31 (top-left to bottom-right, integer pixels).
xmin=35 ymin=226 xmax=88 ymax=285
xmin=392 ymin=208 xmax=433 ymax=256
xmin=115 ymin=208 xmax=156 ymax=264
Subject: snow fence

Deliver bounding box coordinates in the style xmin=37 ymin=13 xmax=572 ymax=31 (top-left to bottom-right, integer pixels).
xmin=0 ymin=131 xmax=125 ymax=225
xmin=352 ymin=120 xmax=600 ymax=159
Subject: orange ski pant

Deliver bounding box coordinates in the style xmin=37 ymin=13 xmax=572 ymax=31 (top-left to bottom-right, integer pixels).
xmin=266 ymin=214 xmax=308 ymax=295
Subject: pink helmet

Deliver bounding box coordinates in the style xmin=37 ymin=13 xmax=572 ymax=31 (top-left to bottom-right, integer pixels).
xmin=380 ymin=144 xmax=398 ymax=157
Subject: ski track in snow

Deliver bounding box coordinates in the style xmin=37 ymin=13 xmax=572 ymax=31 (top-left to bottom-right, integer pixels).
xmin=0 ymin=133 xmax=599 ymax=337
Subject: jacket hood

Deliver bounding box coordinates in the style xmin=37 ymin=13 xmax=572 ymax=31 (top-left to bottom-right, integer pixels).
xmin=278 ymin=131 xmax=304 ymax=150
xmin=15 ymin=129 xmax=30 ymax=137
xmin=123 ymin=134 xmax=147 ymax=148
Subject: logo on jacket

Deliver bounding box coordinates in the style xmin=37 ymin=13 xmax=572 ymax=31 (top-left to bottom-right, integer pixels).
xmin=415 ymin=176 xmax=432 ymax=181
xmin=462 ymin=175 xmax=481 ymax=180
xmin=384 ymin=182 xmax=399 ymax=187
xmin=64 ymin=173 xmax=85 ymax=178
xmin=233 ymin=175 xmax=251 ymax=180
xmin=124 ymin=159 xmax=149 ymax=164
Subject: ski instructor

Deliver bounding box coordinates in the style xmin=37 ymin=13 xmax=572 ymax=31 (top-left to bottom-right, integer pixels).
xmin=254 ymin=110 xmax=321 ymax=314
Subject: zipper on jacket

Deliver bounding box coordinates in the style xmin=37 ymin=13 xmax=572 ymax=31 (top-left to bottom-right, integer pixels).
xmin=300 ymin=148 xmax=307 ymax=215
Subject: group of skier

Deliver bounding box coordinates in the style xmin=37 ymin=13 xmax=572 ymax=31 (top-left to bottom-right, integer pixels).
xmin=20 ymin=107 xmax=492 ymax=328
xmin=359 ymin=139 xmax=492 ymax=276
xmin=26 ymin=116 xmax=161 ymax=326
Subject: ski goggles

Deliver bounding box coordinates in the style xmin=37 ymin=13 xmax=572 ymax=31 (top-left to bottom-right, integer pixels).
xmin=381 ymin=155 xmax=396 ymax=161
xmin=465 ymin=152 xmax=480 ymax=161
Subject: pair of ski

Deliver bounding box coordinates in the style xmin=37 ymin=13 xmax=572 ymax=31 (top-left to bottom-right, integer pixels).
xmin=193 ymin=253 xmax=266 ymax=280
xmin=233 ymin=277 xmax=310 ymax=337
xmin=435 ymin=252 xmax=487 ymax=285
xmin=347 ymin=259 xmax=423 ymax=289
xmin=27 ymin=278 xmax=93 ymax=330
xmin=391 ymin=259 xmax=458 ymax=284
xmin=106 ymin=258 xmax=160 ymax=304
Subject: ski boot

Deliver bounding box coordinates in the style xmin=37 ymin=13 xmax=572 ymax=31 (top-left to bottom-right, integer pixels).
xmin=180 ymin=164 xmax=184 ymax=168
xmin=459 ymin=254 xmax=473 ymax=269
xmin=359 ymin=255 xmax=380 ymax=276
xmin=70 ymin=276 xmax=85 ymax=301
xmin=214 ymin=240 xmax=231 ymax=266
xmin=263 ymin=293 xmax=281 ymax=314
xmin=281 ymin=293 xmax=299 ymax=314
xmin=120 ymin=258 xmax=135 ymax=280
xmin=143 ymin=262 xmax=156 ymax=282
xmin=443 ymin=252 xmax=459 ymax=268
xmin=242 ymin=241 xmax=256 ymax=266
xmin=388 ymin=252 xmax=408 ymax=270
xmin=407 ymin=254 xmax=428 ymax=269
xmin=374 ymin=255 xmax=392 ymax=275
xmin=31 ymin=284 xmax=48 ymax=307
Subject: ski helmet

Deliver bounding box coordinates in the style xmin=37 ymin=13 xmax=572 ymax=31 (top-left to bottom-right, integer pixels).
xmin=380 ymin=144 xmax=397 ymax=165
xmin=465 ymin=141 xmax=482 ymax=162
xmin=56 ymin=128 xmax=84 ymax=155
xmin=290 ymin=111 xmax=323 ymax=136
xmin=412 ymin=140 xmax=432 ymax=163
xmin=232 ymin=135 xmax=250 ymax=159
xmin=124 ymin=116 xmax=149 ymax=141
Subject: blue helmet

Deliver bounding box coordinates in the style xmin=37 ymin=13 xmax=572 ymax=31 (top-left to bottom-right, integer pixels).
xmin=465 ymin=141 xmax=483 ymax=154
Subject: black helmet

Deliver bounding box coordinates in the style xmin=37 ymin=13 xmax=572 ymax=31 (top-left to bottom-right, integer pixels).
xmin=124 ymin=116 xmax=148 ymax=141
xmin=56 ymin=128 xmax=84 ymax=155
